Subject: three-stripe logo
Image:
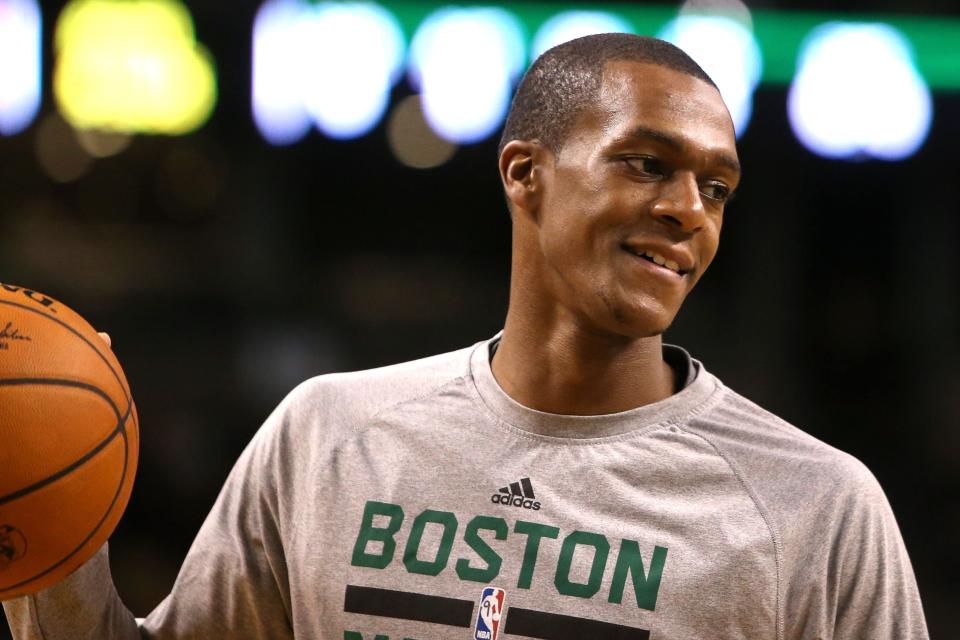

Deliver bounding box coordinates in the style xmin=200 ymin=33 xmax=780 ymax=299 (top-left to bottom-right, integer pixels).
xmin=490 ymin=476 xmax=541 ymax=510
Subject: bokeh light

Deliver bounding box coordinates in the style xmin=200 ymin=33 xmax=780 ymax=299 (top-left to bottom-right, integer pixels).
xmin=409 ymin=7 xmax=525 ymax=143
xmin=788 ymin=22 xmax=932 ymax=160
xmin=252 ymin=0 xmax=312 ymax=145
xmin=34 ymin=113 xmax=92 ymax=182
xmin=54 ymin=0 xmax=217 ymax=134
xmin=658 ymin=14 xmax=762 ymax=137
xmin=300 ymin=2 xmax=405 ymax=139
xmin=387 ymin=95 xmax=457 ymax=169
xmin=253 ymin=0 xmax=404 ymax=143
xmin=531 ymin=10 xmax=633 ymax=59
xmin=75 ymin=129 xmax=132 ymax=157
xmin=0 ymin=0 xmax=42 ymax=136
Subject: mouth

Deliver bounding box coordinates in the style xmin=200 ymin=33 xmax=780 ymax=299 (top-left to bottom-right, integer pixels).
xmin=620 ymin=244 xmax=689 ymax=277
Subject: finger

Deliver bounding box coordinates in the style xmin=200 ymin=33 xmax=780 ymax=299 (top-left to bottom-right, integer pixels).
xmin=98 ymin=332 xmax=112 ymax=348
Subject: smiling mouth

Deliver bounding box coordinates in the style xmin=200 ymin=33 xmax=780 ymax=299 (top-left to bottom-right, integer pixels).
xmin=621 ymin=245 xmax=688 ymax=276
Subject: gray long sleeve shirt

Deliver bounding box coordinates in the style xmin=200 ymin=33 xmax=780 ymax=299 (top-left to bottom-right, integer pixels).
xmin=3 ymin=338 xmax=929 ymax=639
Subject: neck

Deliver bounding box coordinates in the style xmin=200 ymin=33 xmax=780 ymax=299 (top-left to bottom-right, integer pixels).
xmin=491 ymin=305 xmax=676 ymax=416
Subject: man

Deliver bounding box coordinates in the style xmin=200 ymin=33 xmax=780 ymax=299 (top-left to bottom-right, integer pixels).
xmin=3 ymin=34 xmax=928 ymax=639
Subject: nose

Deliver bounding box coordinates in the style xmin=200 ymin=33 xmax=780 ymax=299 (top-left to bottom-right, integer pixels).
xmin=650 ymin=171 xmax=706 ymax=232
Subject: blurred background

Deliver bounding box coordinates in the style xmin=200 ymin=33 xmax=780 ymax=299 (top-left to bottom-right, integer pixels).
xmin=1 ymin=0 xmax=957 ymax=636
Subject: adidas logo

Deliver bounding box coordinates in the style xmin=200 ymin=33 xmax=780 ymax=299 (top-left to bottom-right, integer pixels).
xmin=490 ymin=477 xmax=541 ymax=511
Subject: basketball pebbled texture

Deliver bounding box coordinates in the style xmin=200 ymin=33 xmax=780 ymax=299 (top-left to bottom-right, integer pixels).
xmin=0 ymin=284 xmax=139 ymax=600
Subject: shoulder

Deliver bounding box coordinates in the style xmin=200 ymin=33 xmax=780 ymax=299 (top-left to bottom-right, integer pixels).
xmin=259 ymin=341 xmax=478 ymax=445
xmin=694 ymin=380 xmax=875 ymax=484
xmin=688 ymin=381 xmax=926 ymax=635
xmin=684 ymin=377 xmax=886 ymax=526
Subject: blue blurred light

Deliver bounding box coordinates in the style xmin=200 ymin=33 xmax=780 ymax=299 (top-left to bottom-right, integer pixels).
xmin=409 ymin=7 xmax=525 ymax=144
xmin=658 ymin=15 xmax=761 ymax=137
xmin=531 ymin=10 xmax=633 ymax=59
xmin=302 ymin=2 xmax=404 ymax=139
xmin=252 ymin=0 xmax=404 ymax=144
xmin=252 ymin=0 xmax=313 ymax=145
xmin=788 ymin=22 xmax=932 ymax=160
xmin=0 ymin=0 xmax=41 ymax=136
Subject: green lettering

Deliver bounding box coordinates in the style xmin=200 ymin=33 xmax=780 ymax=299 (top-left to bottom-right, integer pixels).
xmin=403 ymin=510 xmax=458 ymax=576
xmin=343 ymin=634 xmax=389 ymax=640
xmin=608 ymin=540 xmax=668 ymax=610
xmin=555 ymin=531 xmax=609 ymax=598
xmin=514 ymin=520 xmax=560 ymax=589
xmin=351 ymin=501 xmax=404 ymax=569
xmin=456 ymin=515 xmax=508 ymax=582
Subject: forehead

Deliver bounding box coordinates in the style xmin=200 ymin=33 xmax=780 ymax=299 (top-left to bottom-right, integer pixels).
xmin=576 ymin=61 xmax=737 ymax=163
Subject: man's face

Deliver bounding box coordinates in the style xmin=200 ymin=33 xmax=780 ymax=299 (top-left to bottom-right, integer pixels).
xmin=532 ymin=61 xmax=740 ymax=338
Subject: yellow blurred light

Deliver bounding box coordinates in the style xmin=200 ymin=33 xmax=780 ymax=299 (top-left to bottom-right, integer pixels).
xmin=53 ymin=0 xmax=216 ymax=135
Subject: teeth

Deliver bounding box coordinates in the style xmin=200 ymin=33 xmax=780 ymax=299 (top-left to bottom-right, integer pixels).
xmin=638 ymin=249 xmax=683 ymax=274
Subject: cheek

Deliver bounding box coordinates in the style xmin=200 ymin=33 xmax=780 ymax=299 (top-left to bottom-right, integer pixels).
xmin=693 ymin=222 xmax=722 ymax=278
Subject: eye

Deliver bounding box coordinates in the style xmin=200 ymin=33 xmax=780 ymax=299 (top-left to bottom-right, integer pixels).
xmin=623 ymin=156 xmax=663 ymax=176
xmin=699 ymin=181 xmax=733 ymax=203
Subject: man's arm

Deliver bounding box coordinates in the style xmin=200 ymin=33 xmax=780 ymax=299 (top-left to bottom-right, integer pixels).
xmin=3 ymin=544 xmax=139 ymax=639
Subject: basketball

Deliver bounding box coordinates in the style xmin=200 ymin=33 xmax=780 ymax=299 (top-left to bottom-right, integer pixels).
xmin=0 ymin=284 xmax=138 ymax=600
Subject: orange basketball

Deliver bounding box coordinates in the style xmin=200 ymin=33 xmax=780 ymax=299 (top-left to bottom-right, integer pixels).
xmin=0 ymin=284 xmax=138 ymax=600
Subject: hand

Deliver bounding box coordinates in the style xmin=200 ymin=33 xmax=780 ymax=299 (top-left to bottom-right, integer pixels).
xmin=98 ymin=332 xmax=112 ymax=348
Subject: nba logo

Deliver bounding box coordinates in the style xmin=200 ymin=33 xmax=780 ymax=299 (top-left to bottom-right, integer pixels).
xmin=474 ymin=587 xmax=505 ymax=640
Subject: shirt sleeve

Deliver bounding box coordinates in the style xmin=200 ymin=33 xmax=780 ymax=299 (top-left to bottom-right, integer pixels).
xmin=3 ymin=395 xmax=296 ymax=640
xmin=826 ymin=470 xmax=928 ymax=639
xmin=779 ymin=459 xmax=929 ymax=640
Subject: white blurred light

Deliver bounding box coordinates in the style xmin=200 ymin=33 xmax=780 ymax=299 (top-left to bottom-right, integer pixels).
xmin=301 ymin=2 xmax=404 ymax=139
xmin=531 ymin=10 xmax=633 ymax=59
xmin=409 ymin=7 xmax=525 ymax=144
xmin=659 ymin=15 xmax=761 ymax=137
xmin=252 ymin=0 xmax=312 ymax=145
xmin=252 ymin=1 xmax=404 ymax=144
xmin=679 ymin=0 xmax=752 ymax=31
xmin=0 ymin=0 xmax=41 ymax=136
xmin=788 ymin=23 xmax=931 ymax=161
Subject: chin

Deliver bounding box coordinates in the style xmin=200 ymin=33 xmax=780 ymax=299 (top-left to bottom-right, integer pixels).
xmin=600 ymin=297 xmax=678 ymax=339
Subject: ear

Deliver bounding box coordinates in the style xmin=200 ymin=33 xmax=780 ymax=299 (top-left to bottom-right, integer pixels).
xmin=498 ymin=140 xmax=549 ymax=219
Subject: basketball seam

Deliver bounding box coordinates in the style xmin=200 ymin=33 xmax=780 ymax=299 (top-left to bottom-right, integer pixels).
xmin=0 ymin=299 xmax=132 ymax=412
xmin=0 ymin=379 xmax=121 ymax=506
xmin=0 ymin=402 xmax=132 ymax=594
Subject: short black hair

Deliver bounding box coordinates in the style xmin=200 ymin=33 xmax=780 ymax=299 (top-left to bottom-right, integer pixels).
xmin=498 ymin=33 xmax=717 ymax=156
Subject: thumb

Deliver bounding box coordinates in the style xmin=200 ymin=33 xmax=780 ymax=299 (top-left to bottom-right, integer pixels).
xmin=98 ymin=332 xmax=112 ymax=348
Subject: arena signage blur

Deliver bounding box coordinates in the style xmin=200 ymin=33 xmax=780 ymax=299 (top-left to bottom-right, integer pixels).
xmin=252 ymin=0 xmax=953 ymax=161
xmin=2 ymin=0 xmax=960 ymax=161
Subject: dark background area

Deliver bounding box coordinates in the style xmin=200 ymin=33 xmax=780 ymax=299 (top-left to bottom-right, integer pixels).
xmin=2 ymin=0 xmax=958 ymax=637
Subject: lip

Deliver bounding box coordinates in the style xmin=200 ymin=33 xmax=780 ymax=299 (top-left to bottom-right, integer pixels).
xmin=620 ymin=241 xmax=695 ymax=276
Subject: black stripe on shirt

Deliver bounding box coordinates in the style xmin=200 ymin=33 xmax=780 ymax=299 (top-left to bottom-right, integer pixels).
xmin=505 ymin=606 xmax=650 ymax=640
xmin=343 ymin=585 xmax=472 ymax=627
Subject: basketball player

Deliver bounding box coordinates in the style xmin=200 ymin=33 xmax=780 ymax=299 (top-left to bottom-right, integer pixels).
xmin=3 ymin=34 xmax=928 ymax=639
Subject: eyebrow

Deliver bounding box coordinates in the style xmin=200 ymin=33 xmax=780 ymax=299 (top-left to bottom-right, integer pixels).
xmin=622 ymin=125 xmax=742 ymax=175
